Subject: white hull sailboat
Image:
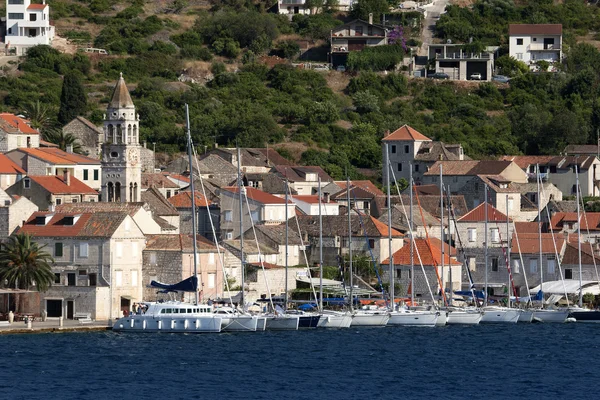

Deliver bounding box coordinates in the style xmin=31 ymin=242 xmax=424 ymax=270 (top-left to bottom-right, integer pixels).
xmin=215 ymin=307 xmax=263 ymax=332
xmin=388 ymin=309 xmax=439 ymax=327
xmin=318 ymin=310 xmax=353 ymax=328
xmin=351 ymin=310 xmax=390 ymax=326
xmin=517 ymin=309 xmax=534 ymax=323
xmin=446 ymin=309 xmax=482 ymax=325
xmin=481 ymin=307 xmax=520 ymax=324
xmin=113 ymin=302 xmax=222 ymax=333
xmin=533 ymin=309 xmax=569 ymax=323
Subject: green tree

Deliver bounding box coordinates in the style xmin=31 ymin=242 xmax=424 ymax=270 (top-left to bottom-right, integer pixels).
xmin=43 ymin=128 xmax=84 ymax=154
xmin=22 ymin=101 xmax=56 ymax=130
xmin=495 ymin=55 xmax=529 ymax=77
xmin=0 ymin=234 xmax=55 ymax=312
xmin=350 ymin=0 xmax=389 ymax=21
xmin=57 ymin=73 xmax=87 ymax=125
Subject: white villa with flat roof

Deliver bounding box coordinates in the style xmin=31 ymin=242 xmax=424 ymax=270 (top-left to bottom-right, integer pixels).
xmin=5 ymin=0 xmax=55 ymax=55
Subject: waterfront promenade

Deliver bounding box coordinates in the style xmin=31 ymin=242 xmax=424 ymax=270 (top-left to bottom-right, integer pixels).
xmin=0 ymin=319 xmax=112 ymax=334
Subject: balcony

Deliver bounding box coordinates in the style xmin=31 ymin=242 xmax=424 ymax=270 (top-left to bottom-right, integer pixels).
xmin=527 ymin=172 xmax=548 ymax=181
xmin=529 ymin=43 xmax=560 ymax=51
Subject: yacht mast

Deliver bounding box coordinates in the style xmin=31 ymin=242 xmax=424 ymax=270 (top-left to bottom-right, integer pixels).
xmin=318 ymin=176 xmax=323 ymax=312
xmin=185 ymin=104 xmax=199 ymax=306
xmin=237 ymin=147 xmax=245 ymax=309
xmin=506 ymin=195 xmax=511 ymax=309
xmin=285 ymin=177 xmax=289 ymax=310
xmin=484 ymin=184 xmax=489 ymax=307
xmin=440 ymin=164 xmax=445 ymax=305
xmin=576 ymin=163 xmax=583 ymax=308
xmin=386 ymin=144 xmax=394 ymax=310
xmin=447 ymin=185 xmax=452 ymax=307
xmin=347 ymin=176 xmax=353 ymax=312
xmin=409 ymin=164 xmax=414 ymax=306
xmin=537 ymin=164 xmax=543 ymax=301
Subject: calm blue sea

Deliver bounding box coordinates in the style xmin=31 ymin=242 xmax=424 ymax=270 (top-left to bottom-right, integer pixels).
xmin=0 ymin=324 xmax=597 ymax=400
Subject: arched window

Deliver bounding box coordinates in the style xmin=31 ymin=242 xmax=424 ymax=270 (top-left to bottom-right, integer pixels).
xmin=107 ymin=182 xmax=114 ymax=202
xmin=129 ymin=183 xmax=133 ymax=202
xmin=115 ymin=182 xmax=121 ymax=202
xmin=132 ymin=125 xmax=137 ymax=145
xmin=108 ymin=125 xmax=114 ymax=143
xmin=133 ymin=183 xmax=138 ymax=202
xmin=116 ymin=125 xmax=122 ymax=144
xmin=127 ymin=125 xmax=132 ymax=144
xmin=121 ymin=125 xmax=126 ymax=144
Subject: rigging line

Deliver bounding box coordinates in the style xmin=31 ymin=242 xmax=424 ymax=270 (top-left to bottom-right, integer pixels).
xmin=389 ymin=166 xmax=437 ymax=308
xmin=350 ymin=188 xmax=387 ymax=305
xmin=242 ymin=186 xmax=276 ymax=313
xmin=488 ymin=205 xmax=518 ymax=300
xmin=413 ymin=182 xmax=448 ymax=306
xmin=576 ymin=181 xmax=600 ymax=297
xmin=445 ymin=187 xmax=480 ymax=306
xmin=191 ymin=145 xmax=233 ymax=305
xmin=512 ymin=224 xmax=533 ymax=303
xmin=539 ymin=176 xmax=570 ymax=304
xmin=285 ymin=183 xmax=319 ymax=310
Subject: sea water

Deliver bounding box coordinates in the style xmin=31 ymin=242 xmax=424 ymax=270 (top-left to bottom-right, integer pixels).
xmin=1 ymin=324 xmax=597 ymax=400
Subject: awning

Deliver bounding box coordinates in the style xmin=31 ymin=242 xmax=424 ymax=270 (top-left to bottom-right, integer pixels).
xmin=530 ymin=280 xmax=600 ymax=295
xmin=296 ymin=275 xmax=343 ymax=287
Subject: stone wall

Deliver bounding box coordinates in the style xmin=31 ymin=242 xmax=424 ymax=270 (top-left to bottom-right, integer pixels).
xmin=63 ymin=118 xmax=102 ymax=157
xmin=142 ymin=249 xmax=183 ymax=301
xmin=139 ymin=146 xmax=155 ymax=173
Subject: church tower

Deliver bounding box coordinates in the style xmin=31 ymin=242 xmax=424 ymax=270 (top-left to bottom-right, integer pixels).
xmin=101 ymin=73 xmax=141 ymax=202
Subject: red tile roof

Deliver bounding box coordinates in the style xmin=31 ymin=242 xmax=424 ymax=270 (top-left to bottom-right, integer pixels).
xmin=0 ymin=154 xmax=25 ymax=174
xmin=29 ymin=175 xmax=98 ymax=195
xmin=19 ymin=211 xmax=127 ymax=238
xmin=369 ymin=216 xmax=403 ymax=237
xmin=334 ymin=180 xmax=384 ymax=196
xmin=382 ymin=125 xmax=431 ymax=142
xmin=39 ymin=140 xmax=59 ymax=148
xmin=141 ymin=173 xmax=180 ymax=189
xmin=510 ymin=233 xmax=571 ymax=254
xmin=509 ymin=24 xmax=562 ymax=35
xmin=292 ymin=195 xmax=336 ymax=204
xmin=249 ymin=262 xmax=283 ymax=269
xmin=499 ymin=155 xmax=556 ymax=169
xmin=458 ymin=203 xmax=511 ymax=222
xmin=145 ymin=234 xmax=217 ymax=252
xmin=167 ymin=191 xmax=211 ymax=208
xmin=27 ymin=4 xmax=48 ymax=9
xmin=550 ymin=212 xmax=600 ymax=231
xmin=164 ymin=173 xmax=190 ymax=183
xmin=425 ymin=160 xmax=514 ymax=176
xmin=222 ymin=186 xmax=292 ymax=204
xmin=381 ymin=239 xmax=461 ymax=266
xmin=36 ymin=148 xmax=100 ymax=164
xmin=514 ymin=221 xmax=540 ymax=234
xmin=0 ymin=113 xmax=39 ymax=134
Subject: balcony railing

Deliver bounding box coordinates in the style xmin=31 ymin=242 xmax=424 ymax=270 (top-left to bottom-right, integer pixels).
xmin=527 ymin=172 xmax=548 ymax=181
xmin=280 ymin=0 xmax=305 ymax=4
xmin=434 ymin=52 xmax=491 ymax=60
xmin=529 ymin=43 xmax=560 ymax=51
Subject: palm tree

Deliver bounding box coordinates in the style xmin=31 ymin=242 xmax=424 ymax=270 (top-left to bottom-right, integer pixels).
xmin=42 ymin=128 xmax=84 ymax=154
xmin=22 ymin=100 xmax=57 ymax=131
xmin=0 ymin=234 xmax=55 ymax=312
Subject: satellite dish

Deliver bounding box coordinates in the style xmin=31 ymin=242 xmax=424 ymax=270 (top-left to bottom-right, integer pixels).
xmin=447 ymin=39 xmax=452 ymax=44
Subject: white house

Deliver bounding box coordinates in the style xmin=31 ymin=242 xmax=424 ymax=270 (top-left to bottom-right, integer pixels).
xmin=0 ymin=113 xmax=41 ymax=152
xmin=508 ymin=24 xmax=562 ymax=70
xmin=5 ymin=0 xmax=55 ymax=55
xmin=292 ymin=195 xmax=339 ymax=216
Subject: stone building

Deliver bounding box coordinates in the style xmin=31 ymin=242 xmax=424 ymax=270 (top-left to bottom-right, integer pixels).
xmin=0 ymin=188 xmax=38 ymax=242
xmin=62 ymin=116 xmax=103 ymax=158
xmin=241 ymin=224 xmax=304 ymax=267
xmin=19 ymin=209 xmax=146 ymax=320
xmin=167 ymin=190 xmax=219 ymax=241
xmin=0 ymin=153 xmax=25 ymax=190
xmin=141 ymin=173 xmax=180 ymax=199
xmin=272 ymin=165 xmax=332 ymax=195
xmin=143 ymin=234 xmax=223 ymax=302
xmin=140 ymin=187 xmax=180 ymax=234
xmin=6 ymin=170 xmax=99 ymax=210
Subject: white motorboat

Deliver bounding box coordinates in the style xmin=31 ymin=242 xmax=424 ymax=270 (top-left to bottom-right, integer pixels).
xmin=481 ymin=306 xmax=520 ymax=324
xmin=388 ymin=309 xmax=439 ymax=327
xmin=112 ymin=302 xmax=222 ymax=333
xmin=214 ymin=307 xmax=261 ymax=332
xmin=446 ymin=309 xmax=482 ymax=325
xmin=351 ymin=308 xmax=390 ymax=327
xmin=265 ymin=314 xmax=300 ymax=330
xmin=517 ymin=309 xmax=534 ymax=323
xmin=318 ymin=310 xmax=352 ymax=328
xmin=533 ymin=309 xmax=569 ymax=323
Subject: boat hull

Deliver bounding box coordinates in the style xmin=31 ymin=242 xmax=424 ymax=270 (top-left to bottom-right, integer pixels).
xmin=298 ymin=315 xmax=320 ymax=328
xmin=570 ymin=310 xmax=600 ymax=323
xmin=112 ymin=315 xmax=222 ymax=333
xmin=517 ymin=310 xmax=534 ymax=323
xmin=388 ymin=311 xmax=439 ymax=327
xmin=265 ymin=315 xmax=300 ymax=330
xmin=436 ymin=311 xmax=448 ymax=326
xmin=350 ymin=312 xmax=390 ymax=327
xmin=447 ymin=311 xmax=482 ymax=325
xmin=221 ymin=315 xmax=260 ymax=332
xmin=533 ymin=309 xmax=569 ymax=323
xmin=317 ymin=312 xmax=352 ymax=328
xmin=481 ymin=308 xmax=520 ymax=324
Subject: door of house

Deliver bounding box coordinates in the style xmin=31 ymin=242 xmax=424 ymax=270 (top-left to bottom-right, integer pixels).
xmin=46 ymin=300 xmax=62 ymax=318
xmin=121 ymin=297 xmax=131 ymax=316
xmin=66 ymin=301 xmax=74 ymax=319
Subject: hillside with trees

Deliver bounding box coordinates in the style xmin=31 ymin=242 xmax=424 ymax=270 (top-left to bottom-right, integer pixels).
xmin=1 ymin=0 xmax=600 ymax=181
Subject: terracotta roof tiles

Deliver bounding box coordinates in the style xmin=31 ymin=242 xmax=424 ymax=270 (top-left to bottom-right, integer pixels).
xmin=0 ymin=154 xmax=25 ymax=174
xmin=29 ymin=175 xmax=97 ymax=195
xmin=222 ymin=186 xmax=291 ymax=204
xmin=381 ymin=239 xmax=461 ymax=266
xmin=458 ymin=203 xmax=511 ymax=222
xmin=19 ymin=211 xmax=127 ymax=238
xmin=0 ymin=113 xmax=39 ymax=134
xmin=382 ymin=124 xmax=431 ymax=142
xmin=168 ymin=191 xmax=211 ymax=208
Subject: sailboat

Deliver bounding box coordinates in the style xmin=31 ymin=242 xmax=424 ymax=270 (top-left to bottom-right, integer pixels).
xmin=385 ymin=153 xmax=439 ymax=327
xmin=112 ymin=104 xmax=223 ymax=333
xmin=479 ymin=187 xmax=519 ymax=324
xmin=531 ymin=165 xmax=569 ymax=323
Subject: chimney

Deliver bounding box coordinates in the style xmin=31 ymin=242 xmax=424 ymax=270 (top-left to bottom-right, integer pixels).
xmin=384 ymin=130 xmax=390 ymax=137
xmin=369 ymin=13 xmax=373 ymax=25
xmin=66 ymin=144 xmax=73 ymax=154
xmin=63 ymin=169 xmax=70 ymax=186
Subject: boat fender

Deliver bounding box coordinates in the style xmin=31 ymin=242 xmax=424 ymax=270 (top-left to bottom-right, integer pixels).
xmin=566 ymin=317 xmax=576 ymax=323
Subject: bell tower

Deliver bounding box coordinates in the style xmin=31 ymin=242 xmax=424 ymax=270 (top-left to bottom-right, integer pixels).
xmin=101 ymin=73 xmax=141 ymax=202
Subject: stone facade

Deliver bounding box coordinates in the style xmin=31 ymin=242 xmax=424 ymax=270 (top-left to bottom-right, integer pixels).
xmin=62 ymin=117 xmax=103 ymax=158
xmin=0 ymin=195 xmax=38 ymax=241
xmin=178 ymin=205 xmax=220 ymax=241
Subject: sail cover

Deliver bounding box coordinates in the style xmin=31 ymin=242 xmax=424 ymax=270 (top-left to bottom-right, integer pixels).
xmin=150 ymin=276 xmax=198 ymax=293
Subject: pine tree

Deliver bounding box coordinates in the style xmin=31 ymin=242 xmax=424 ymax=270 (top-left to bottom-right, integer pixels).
xmin=57 ymin=72 xmax=87 ymax=125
